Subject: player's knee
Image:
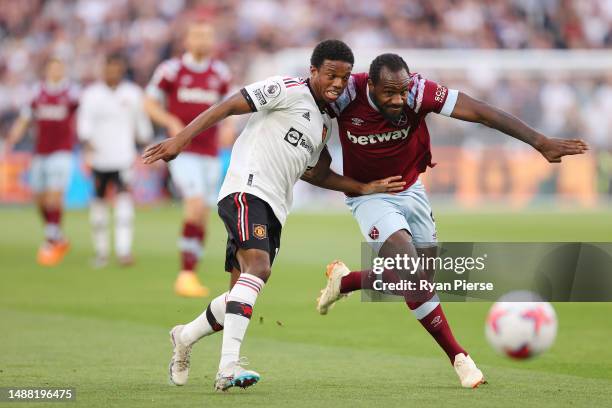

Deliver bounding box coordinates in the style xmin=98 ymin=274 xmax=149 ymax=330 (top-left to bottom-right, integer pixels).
xmin=380 ymin=229 xmax=413 ymax=255
xmin=184 ymin=197 xmax=206 ymax=222
xmin=242 ymin=257 xmax=272 ymax=282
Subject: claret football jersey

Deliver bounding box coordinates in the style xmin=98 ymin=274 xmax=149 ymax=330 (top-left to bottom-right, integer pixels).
xmin=329 ymin=72 xmax=458 ymax=196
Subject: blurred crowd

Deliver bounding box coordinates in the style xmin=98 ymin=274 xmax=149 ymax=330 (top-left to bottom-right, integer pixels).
xmin=1 ymin=0 xmax=612 ymax=149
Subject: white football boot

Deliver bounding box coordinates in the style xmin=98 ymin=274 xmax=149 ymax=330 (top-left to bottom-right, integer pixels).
xmin=214 ymin=358 xmax=260 ymax=391
xmin=453 ymin=353 xmax=486 ymax=388
xmin=316 ymin=261 xmax=351 ymax=315
xmin=168 ymin=325 xmax=192 ymax=386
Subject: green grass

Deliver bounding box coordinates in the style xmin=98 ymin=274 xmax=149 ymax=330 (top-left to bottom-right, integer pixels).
xmin=1 ymin=206 xmax=611 ymax=407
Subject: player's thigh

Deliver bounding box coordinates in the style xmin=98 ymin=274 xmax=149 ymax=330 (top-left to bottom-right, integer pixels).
xmin=199 ymin=155 xmax=221 ymax=208
xmin=44 ymin=151 xmax=72 ymax=193
xmin=29 ymin=155 xmax=45 ymax=194
xmin=115 ymin=168 xmax=132 ymax=194
xmin=168 ymin=153 xmax=205 ymax=201
xmin=346 ymin=194 xmax=411 ymax=253
xmin=92 ymin=170 xmax=111 ymax=199
xmin=402 ymin=180 xmax=437 ymax=248
xmin=218 ymin=192 xmax=281 ymax=280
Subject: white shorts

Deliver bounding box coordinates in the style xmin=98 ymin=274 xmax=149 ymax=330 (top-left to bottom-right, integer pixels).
xmin=345 ymin=179 xmax=437 ymax=252
xmin=30 ymin=151 xmax=72 ymax=193
xmin=168 ymin=153 xmax=221 ymax=206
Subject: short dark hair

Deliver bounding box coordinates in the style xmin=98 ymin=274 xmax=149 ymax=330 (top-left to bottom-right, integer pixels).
xmin=310 ymin=39 xmax=354 ymax=68
xmin=369 ymin=53 xmax=409 ymax=85
xmin=106 ymin=52 xmax=126 ymax=65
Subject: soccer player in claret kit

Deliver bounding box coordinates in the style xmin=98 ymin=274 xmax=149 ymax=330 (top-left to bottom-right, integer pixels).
xmin=5 ymin=57 xmax=79 ymax=266
xmin=306 ymin=53 xmax=589 ymax=388
xmin=145 ymin=21 xmax=233 ymax=297
xmin=143 ymin=40 xmax=406 ymax=391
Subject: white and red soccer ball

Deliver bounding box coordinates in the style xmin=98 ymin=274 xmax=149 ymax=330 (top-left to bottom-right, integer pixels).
xmin=485 ymin=291 xmax=558 ymax=359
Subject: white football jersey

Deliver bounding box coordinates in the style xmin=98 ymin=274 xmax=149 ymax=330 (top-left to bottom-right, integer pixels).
xmin=78 ymin=81 xmax=153 ymax=171
xmin=218 ymin=76 xmax=332 ymax=225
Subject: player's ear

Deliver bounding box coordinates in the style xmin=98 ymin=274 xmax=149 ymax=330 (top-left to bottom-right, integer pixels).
xmin=309 ymin=65 xmax=318 ymax=77
xmin=367 ymin=78 xmax=374 ymax=89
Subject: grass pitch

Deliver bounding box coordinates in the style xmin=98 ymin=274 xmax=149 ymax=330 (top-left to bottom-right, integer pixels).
xmin=1 ymin=204 xmax=611 ymax=407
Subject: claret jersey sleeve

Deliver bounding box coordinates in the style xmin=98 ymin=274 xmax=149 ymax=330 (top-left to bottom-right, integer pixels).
xmin=407 ymin=74 xmax=458 ymax=117
xmin=240 ymin=76 xmax=288 ymax=112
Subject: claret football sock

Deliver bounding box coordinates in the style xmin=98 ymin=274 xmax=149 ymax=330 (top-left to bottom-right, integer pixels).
xmin=408 ymin=299 xmax=467 ymax=363
xmin=180 ymin=222 xmax=204 ymax=272
xmin=181 ymin=292 xmax=227 ymax=345
xmin=219 ymin=273 xmax=264 ymax=369
xmin=44 ymin=207 xmax=63 ymax=243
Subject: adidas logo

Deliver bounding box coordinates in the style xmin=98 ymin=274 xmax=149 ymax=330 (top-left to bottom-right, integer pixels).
xmin=302 ymin=112 xmax=310 ymax=121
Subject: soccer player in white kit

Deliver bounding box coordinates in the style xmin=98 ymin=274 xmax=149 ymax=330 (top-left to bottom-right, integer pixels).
xmin=143 ymin=40 xmax=406 ymax=392
xmin=78 ymin=54 xmax=153 ymax=267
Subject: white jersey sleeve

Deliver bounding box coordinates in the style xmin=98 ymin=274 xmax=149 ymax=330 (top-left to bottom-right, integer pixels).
xmin=76 ymin=89 xmax=95 ymax=142
xmin=240 ymin=76 xmax=288 ymax=112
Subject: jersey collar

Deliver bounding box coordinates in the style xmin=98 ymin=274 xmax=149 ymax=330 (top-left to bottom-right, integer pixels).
xmin=44 ymin=79 xmax=69 ymax=94
xmin=366 ymin=83 xmax=380 ymax=112
xmin=305 ymin=78 xmax=326 ymax=114
xmin=182 ymin=53 xmax=211 ymax=73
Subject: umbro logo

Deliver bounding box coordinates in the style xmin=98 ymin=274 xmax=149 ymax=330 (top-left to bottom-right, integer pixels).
xmin=302 ymin=111 xmax=310 ymax=121
xmin=351 ymin=117 xmax=364 ymax=126
xmin=431 ymin=315 xmax=442 ymax=327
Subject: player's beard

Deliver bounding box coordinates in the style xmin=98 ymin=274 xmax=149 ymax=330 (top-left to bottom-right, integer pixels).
xmin=369 ymin=91 xmax=403 ymax=123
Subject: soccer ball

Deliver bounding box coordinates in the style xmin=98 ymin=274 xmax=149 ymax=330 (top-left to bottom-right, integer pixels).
xmin=485 ymin=292 xmax=557 ymax=359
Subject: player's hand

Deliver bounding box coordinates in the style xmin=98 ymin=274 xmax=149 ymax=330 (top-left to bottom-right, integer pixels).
xmin=537 ymin=137 xmax=589 ymax=163
xmin=166 ymin=116 xmax=185 ymax=138
xmin=361 ymin=175 xmax=406 ymax=195
xmin=142 ymin=137 xmax=187 ymax=164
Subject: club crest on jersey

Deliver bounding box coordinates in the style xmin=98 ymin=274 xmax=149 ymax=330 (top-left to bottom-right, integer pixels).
xmin=393 ymin=113 xmax=408 ymax=127
xmin=369 ymin=226 xmax=380 ymax=240
xmin=253 ymin=224 xmax=267 ymax=240
xmin=351 ymin=117 xmax=364 ymax=126
xmin=207 ymin=76 xmax=220 ymax=89
xmin=180 ymin=75 xmax=193 ymax=85
xmin=263 ymin=81 xmax=282 ymax=99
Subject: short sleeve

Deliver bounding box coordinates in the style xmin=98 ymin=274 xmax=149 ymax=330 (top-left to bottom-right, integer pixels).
xmin=240 ymin=76 xmax=287 ymax=112
xmin=212 ymin=60 xmax=232 ymax=97
xmin=329 ymin=74 xmax=359 ymax=116
xmin=145 ymin=59 xmax=179 ymax=100
xmin=19 ymin=84 xmax=39 ymax=120
xmin=67 ymin=83 xmax=81 ymax=112
xmin=408 ymin=74 xmax=458 ymax=117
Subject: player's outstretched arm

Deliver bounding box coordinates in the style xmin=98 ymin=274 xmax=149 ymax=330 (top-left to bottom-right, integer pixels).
xmin=450 ymin=92 xmax=589 ymax=163
xmin=3 ymin=116 xmax=30 ymax=155
xmin=143 ymin=92 xmax=252 ymax=164
xmin=301 ymin=147 xmax=406 ymax=195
